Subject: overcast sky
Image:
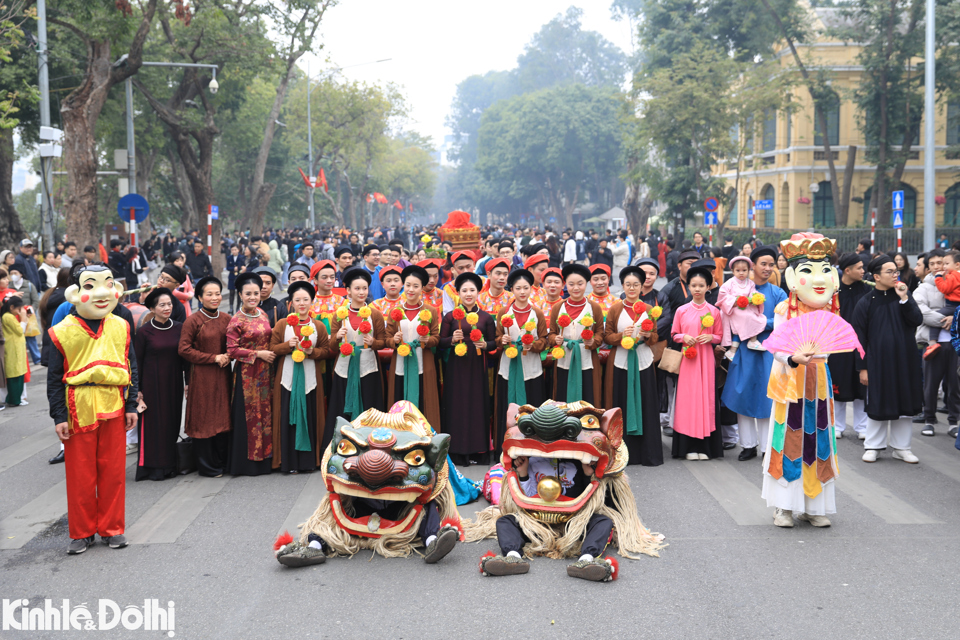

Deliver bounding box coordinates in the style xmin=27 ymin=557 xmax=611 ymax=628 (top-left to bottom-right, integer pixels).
xmin=302 ymin=1 xmax=635 ymax=146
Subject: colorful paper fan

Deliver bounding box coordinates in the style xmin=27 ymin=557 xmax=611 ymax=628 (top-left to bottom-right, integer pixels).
xmin=762 ymin=310 xmax=864 ymax=357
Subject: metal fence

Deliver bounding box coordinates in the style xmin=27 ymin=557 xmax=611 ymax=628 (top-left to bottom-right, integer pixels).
xmin=685 ymin=227 xmax=960 ymax=255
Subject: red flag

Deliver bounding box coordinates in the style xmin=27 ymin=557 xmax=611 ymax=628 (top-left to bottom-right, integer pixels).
xmin=366 ymin=193 xmax=373 ymax=203
xmin=297 ymin=167 xmax=313 ymax=188
xmin=374 ymin=192 xmax=387 ymax=204
xmin=317 ymin=168 xmax=328 ymax=193
xmin=393 ymin=200 xmax=402 ymax=210
xmin=408 ymin=202 xmax=413 ymax=212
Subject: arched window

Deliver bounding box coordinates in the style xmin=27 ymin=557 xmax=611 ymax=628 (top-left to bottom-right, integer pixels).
xmin=763 ymin=184 xmax=775 ymax=227
xmin=862 ymin=185 xmax=917 ymax=226
xmin=813 ymin=181 xmax=834 ymax=228
xmin=945 ymin=183 xmax=960 ymax=226
xmin=814 ymin=94 xmax=840 ymax=146
xmin=727 ymin=189 xmax=738 ymax=226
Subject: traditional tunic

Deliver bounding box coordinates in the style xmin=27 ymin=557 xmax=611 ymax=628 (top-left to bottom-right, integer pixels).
xmin=546 ymin=299 xmax=604 ymax=404
xmin=536 ymin=294 xmax=563 ymax=319
xmin=762 ymin=300 xmax=838 ymax=515
xmin=226 ymin=310 xmax=274 ymax=476
xmin=494 ymin=303 xmax=548 ymax=454
xmin=478 ymin=288 xmax=513 ymax=316
xmin=386 ymin=302 xmax=442 ymax=431
xmin=310 ymin=293 xmax=345 ymax=333
xmin=603 ymin=300 xmax=662 ymax=466
xmin=852 ymin=288 xmax=923 ymax=421
xmin=420 ymin=287 xmax=443 ymax=311
xmin=371 ymin=296 xmax=403 ymax=318
xmin=831 ymin=280 xmax=870 ymax=402
xmin=324 ymin=306 xmax=387 ymax=450
xmin=270 ymin=317 xmax=330 ymax=472
xmin=440 ymin=305 xmax=497 ymax=464
xmin=178 ymin=309 xmax=232 ymax=476
xmin=670 ymin=301 xmax=723 ymax=458
xmin=716 ymin=276 xmax=766 ymax=346
xmin=134 ymin=319 xmax=186 ymax=481
xmin=588 ymin=291 xmax=616 ymax=323
xmin=529 ymin=286 xmax=547 ymax=315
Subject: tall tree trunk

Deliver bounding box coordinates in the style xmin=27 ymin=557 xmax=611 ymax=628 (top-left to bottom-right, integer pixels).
xmin=0 ymin=127 xmax=26 ymax=247
xmin=52 ymin=1 xmax=157 ymax=249
xmin=839 ymin=146 xmax=858 ymax=226
xmin=246 ymin=70 xmax=293 ymax=235
xmin=168 ymin=148 xmax=198 ymax=233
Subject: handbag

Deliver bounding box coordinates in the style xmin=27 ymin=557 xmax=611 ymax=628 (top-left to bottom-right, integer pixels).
xmin=176 ymin=435 xmax=197 ymax=475
xmin=658 ymin=348 xmax=682 ymax=375
xmin=24 ymin=313 xmax=41 ymax=337
xmin=651 ymin=339 xmax=667 ymax=363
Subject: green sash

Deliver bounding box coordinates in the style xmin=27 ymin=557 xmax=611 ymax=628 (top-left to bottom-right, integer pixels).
xmin=343 ymin=343 xmax=364 ymax=419
xmin=291 ymin=360 xmax=312 ymax=451
xmin=402 ymin=339 xmax=421 ymax=406
xmin=624 ymin=346 xmax=643 ymax=435
xmin=507 ymin=337 xmax=527 ymax=406
xmin=564 ymin=338 xmax=584 ymax=401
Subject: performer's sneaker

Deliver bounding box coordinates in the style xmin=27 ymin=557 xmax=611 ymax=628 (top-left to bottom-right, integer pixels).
xmin=67 ymin=536 xmax=95 ymax=555
xmin=892 ymin=449 xmax=919 ymax=464
xmin=276 ymin=542 xmax=327 ymax=568
xmin=773 ymin=508 xmax=794 ymax=528
xmin=479 ymin=553 xmax=529 ymax=576
xmin=566 ymin=557 xmax=617 ymax=582
xmin=104 ymin=534 xmax=128 ymax=549
xmin=423 ymin=526 xmax=458 ymax=564
xmin=862 ymin=450 xmax=878 ymax=463
xmin=797 ymin=513 xmax=831 ymax=527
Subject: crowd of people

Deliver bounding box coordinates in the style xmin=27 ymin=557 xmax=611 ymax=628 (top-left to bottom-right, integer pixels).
xmin=7 ymin=219 xmax=959 ymax=554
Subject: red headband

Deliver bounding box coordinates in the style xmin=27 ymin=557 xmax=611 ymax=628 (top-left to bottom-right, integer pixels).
xmin=541 ymin=267 xmax=563 ymax=282
xmin=451 ymin=251 xmax=474 ymax=264
xmin=310 ymin=260 xmax=336 ymax=279
xmin=589 ymin=263 xmax=611 ymax=277
xmin=417 ymin=259 xmax=443 ymax=271
xmin=523 ymin=254 xmax=549 ymax=269
xmin=484 ymin=258 xmax=511 ymax=274
xmin=378 ymin=265 xmax=402 ymax=281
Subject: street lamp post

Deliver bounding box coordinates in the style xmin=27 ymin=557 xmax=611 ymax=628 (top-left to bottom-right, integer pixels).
xmin=923 ymin=0 xmax=936 ymax=251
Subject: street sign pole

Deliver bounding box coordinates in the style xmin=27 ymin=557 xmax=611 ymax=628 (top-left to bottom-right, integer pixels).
xmin=898 ymin=227 xmax=902 ymax=252
xmin=871 ymin=208 xmax=876 ymax=254
xmin=207 ymin=205 xmax=213 ymax=257
xmin=129 ymin=207 xmax=136 ymax=246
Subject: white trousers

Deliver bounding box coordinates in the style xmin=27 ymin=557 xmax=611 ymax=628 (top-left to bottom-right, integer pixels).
xmin=864 ymin=418 xmax=912 ymax=451
xmin=737 ymin=414 xmax=770 ymax=451
xmin=721 ymin=421 xmax=739 ymax=445
xmin=834 ymin=399 xmax=867 ymax=434
xmin=127 ymin=426 xmax=138 ymax=445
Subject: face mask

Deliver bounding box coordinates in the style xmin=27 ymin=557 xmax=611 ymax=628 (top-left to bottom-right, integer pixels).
xmin=11 ymin=275 xmax=22 ymax=286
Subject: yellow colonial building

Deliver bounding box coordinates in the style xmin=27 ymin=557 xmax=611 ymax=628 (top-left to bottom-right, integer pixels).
xmin=717 ymin=5 xmax=960 ymax=231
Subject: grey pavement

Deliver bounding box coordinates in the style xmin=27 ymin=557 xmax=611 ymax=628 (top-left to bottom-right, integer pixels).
xmin=1 ymin=337 xmax=959 ymax=638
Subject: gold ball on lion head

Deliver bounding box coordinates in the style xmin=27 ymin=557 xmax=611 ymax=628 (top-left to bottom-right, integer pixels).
xmin=537 ymin=477 xmax=562 ymax=503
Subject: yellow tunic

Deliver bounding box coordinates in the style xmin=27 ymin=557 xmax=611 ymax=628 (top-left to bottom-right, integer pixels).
xmin=2 ymin=313 xmax=26 ymax=378
xmin=49 ymin=314 xmax=132 ymax=434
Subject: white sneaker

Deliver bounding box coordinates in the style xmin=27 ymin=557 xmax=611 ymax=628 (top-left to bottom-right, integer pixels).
xmin=797 ymin=513 xmax=831 ymax=527
xmin=773 ymin=508 xmax=794 ymax=528
xmin=862 ymin=449 xmax=878 ymax=463
xmin=697 ymin=453 xmax=709 ymax=460
xmin=125 ymin=443 xmax=138 ymax=455
xmin=892 ymin=449 xmax=919 ymax=464
xmin=685 ymin=453 xmax=698 ymax=461
xmin=835 ymin=430 xmax=843 ymax=439
xmin=857 ymin=432 xmax=866 ymax=440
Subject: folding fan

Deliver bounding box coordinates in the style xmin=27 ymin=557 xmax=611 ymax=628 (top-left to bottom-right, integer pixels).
xmin=762 ymin=310 xmax=864 ymax=357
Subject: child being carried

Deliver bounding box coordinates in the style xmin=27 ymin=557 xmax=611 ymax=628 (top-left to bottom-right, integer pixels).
xmin=717 ymin=256 xmax=766 ymax=360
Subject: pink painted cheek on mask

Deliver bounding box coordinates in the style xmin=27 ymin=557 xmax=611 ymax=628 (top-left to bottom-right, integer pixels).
xmin=80 ymin=294 xmax=90 ymax=303
xmin=799 ymin=278 xmax=806 ymax=286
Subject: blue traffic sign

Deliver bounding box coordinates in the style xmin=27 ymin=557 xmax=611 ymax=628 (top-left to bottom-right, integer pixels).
xmin=703 ymin=197 xmax=719 ymax=212
xmin=549 ymin=217 xmax=556 ymax=224
xmin=704 ymin=211 xmax=718 ymax=226
xmin=892 ymin=190 xmax=904 ymax=211
xmin=210 ymin=205 xmax=219 ymax=220
xmin=892 ymin=210 xmax=903 ymax=229
xmin=754 ymin=199 xmax=773 ymax=210
xmin=117 ymin=193 xmax=149 ymax=223
xmin=747 ymin=207 xmax=754 ymax=220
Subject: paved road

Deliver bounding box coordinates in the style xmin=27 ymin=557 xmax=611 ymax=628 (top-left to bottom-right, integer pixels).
xmin=2 ymin=315 xmax=959 ymax=638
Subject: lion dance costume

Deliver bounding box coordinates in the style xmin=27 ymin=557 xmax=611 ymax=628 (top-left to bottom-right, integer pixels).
xmin=467 ymin=401 xmax=665 ymax=582
xmin=274 ymin=401 xmax=463 ymax=567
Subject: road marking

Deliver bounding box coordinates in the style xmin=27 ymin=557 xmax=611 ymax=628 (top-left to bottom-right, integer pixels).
xmin=0 ymin=429 xmax=61 ymax=474
xmin=903 ymin=439 xmax=960 ymax=485
xmin=128 ymin=475 xmax=231 ymax=545
xmin=277 ymin=472 xmax=327 ymax=537
xmin=664 ymin=437 xmax=771 ymax=525
xmin=837 ymin=464 xmax=941 ymax=525
xmin=0 ymin=457 xmax=136 ymax=550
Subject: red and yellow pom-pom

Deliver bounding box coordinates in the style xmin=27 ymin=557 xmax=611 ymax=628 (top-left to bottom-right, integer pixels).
xmin=358 ymin=320 xmax=372 ymax=334
xmin=300 ymin=338 xmax=313 ymax=349
xmin=479 ymin=550 xmax=496 ymax=574
xmin=336 ymin=306 xmax=349 ymax=320
xmin=291 ymin=350 xmax=306 ymax=363
xmin=452 ymin=307 xmax=465 ymax=321
xmin=397 ymin=344 xmax=411 ymax=357
xmin=500 ymin=315 xmax=514 ymax=328
xmin=580 ymin=315 xmax=594 ymax=327
xmin=683 ymin=346 xmax=697 ymax=359
xmin=621 ymin=336 xmax=636 ymax=350
xmin=390 ymin=308 xmax=404 ymax=322
xmin=454 ymin=343 xmax=468 ymax=357
xmin=465 ymin=312 xmax=479 ymax=326
xmin=339 ymin=343 xmax=354 ymax=357
xmin=440 ymin=517 xmax=465 ymax=541
xmin=632 ymin=301 xmax=646 ymax=315
xmin=416 ymin=324 xmax=429 ymax=337
xmin=469 ymin=329 xmax=482 ymax=342
xmin=751 ymin=292 xmax=765 ymax=306
xmin=557 ymin=314 xmax=571 ymax=328
xmin=505 ymin=346 xmax=519 ymax=359
xmin=286 ymin=313 xmax=299 ymax=326
xmin=701 ymin=314 xmax=715 ymax=328
xmin=640 ymin=318 xmax=654 ymax=332
xmin=523 ymin=320 xmax=536 ymax=332
xmin=418 ymin=309 xmax=432 ymax=322
xmin=357 ymin=305 xmax=372 ymax=318
xmin=648 ymin=305 xmax=662 ymax=319
xmin=736 ymin=295 xmax=749 ymax=309
xmin=581 ymin=328 xmax=594 ymax=341
xmin=605 ymin=557 xmax=619 ymax=581
xmin=520 ymin=333 xmax=534 ymax=346
xmin=300 ymin=324 xmax=315 ymax=336
xmin=551 ymin=346 xmax=565 ymax=360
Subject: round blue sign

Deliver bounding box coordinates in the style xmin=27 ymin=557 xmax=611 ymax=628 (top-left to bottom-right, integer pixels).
xmin=117 ymin=193 xmax=149 ymax=223
xmin=703 ymin=197 xmax=719 ymax=212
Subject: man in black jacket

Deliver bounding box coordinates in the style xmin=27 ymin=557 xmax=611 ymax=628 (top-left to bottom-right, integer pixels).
xmin=185 ymin=239 xmax=213 ymax=281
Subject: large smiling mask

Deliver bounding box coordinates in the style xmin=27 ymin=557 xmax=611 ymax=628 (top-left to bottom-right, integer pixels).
xmin=780 ymin=233 xmax=838 ymax=313
xmin=64 ymin=266 xmax=124 ymax=320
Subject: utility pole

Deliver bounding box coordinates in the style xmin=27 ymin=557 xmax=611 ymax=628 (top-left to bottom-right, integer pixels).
xmin=36 ymin=0 xmax=53 ymax=249
xmin=923 ymin=0 xmax=936 ymax=251
xmin=307 ymin=61 xmax=315 ymax=229
xmin=125 ymin=77 xmax=138 ymax=246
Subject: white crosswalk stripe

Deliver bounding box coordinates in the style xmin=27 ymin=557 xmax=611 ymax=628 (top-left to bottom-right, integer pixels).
xmin=127 ymin=475 xmax=231 ymax=545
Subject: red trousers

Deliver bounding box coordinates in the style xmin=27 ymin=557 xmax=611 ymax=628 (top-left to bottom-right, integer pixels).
xmin=64 ymin=415 xmax=126 ymax=539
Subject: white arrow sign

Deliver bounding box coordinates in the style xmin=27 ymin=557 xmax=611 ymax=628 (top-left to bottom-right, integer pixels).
xmin=892 ymin=190 xmax=904 ymax=211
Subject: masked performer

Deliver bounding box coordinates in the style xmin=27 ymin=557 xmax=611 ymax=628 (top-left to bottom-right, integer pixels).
xmin=274 ymin=402 xmax=463 ymax=567
xmin=468 ymin=402 xmax=665 ymax=582
xmin=763 ymin=233 xmax=842 ymax=528
xmin=47 ymin=265 xmax=139 ymax=554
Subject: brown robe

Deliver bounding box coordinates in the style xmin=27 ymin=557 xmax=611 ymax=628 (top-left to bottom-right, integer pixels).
xmin=178 ymin=310 xmax=232 ymax=439
xmin=545 ymin=299 xmax=605 ymax=403
xmin=385 ymin=302 xmax=442 ymax=431
xmin=269 ymin=317 xmax=330 ymax=469
xmin=602 ymin=300 xmax=659 ymax=408
xmin=328 ymin=306 xmax=388 ymax=360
